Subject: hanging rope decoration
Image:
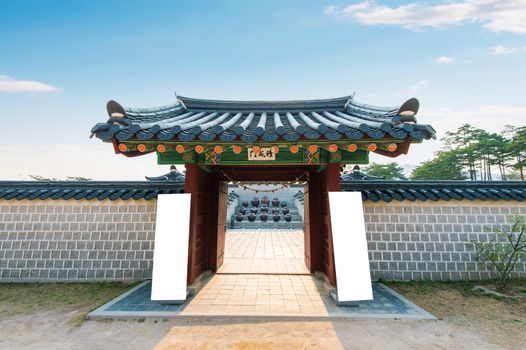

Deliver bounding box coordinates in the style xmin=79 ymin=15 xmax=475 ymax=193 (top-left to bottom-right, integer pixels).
xmin=220 ymin=171 xmax=309 ymax=193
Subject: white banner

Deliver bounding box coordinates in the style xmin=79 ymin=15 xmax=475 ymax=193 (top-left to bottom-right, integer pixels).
xmin=329 ymin=191 xmax=373 ymax=302
xmin=151 ymin=193 xmax=191 ymax=303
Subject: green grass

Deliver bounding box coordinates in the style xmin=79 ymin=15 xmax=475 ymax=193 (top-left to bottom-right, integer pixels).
xmin=384 ymin=279 xmax=526 ymax=294
xmin=0 ymin=282 xmax=138 ymax=318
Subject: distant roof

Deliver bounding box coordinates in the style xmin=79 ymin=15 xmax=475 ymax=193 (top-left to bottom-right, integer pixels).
xmin=340 ymin=165 xmax=384 ymax=181
xmin=91 ymin=94 xmax=436 ymax=144
xmin=145 ymin=165 xmax=186 ymax=182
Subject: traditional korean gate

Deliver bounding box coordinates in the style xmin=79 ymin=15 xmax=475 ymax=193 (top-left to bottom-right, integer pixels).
xmin=183 ymin=164 xmax=340 ymax=286
xmin=92 ymin=93 xmax=432 ymax=288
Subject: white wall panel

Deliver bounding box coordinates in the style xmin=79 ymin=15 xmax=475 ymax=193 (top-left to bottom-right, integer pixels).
xmin=151 ymin=193 xmax=191 ymax=303
xmin=329 ymin=191 xmax=373 ymax=302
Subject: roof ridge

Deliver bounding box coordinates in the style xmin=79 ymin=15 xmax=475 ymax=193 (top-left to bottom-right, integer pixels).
xmin=177 ymin=95 xmax=354 ymax=105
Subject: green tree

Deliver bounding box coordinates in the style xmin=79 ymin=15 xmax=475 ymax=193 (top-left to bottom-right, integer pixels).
xmin=475 ymin=131 xmax=512 ymax=180
xmin=410 ymin=151 xmax=467 ymax=180
xmin=443 ymin=124 xmax=484 ymax=180
xmin=362 ymin=162 xmax=407 ymax=180
xmin=441 ymin=123 xmax=523 ymax=181
xmin=504 ymin=125 xmax=526 ymax=180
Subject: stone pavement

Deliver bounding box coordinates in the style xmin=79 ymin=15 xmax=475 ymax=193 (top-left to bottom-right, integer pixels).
xmin=218 ymin=229 xmax=308 ymax=274
xmin=89 ymin=279 xmax=434 ymax=319
xmin=89 ymin=229 xmax=434 ymax=319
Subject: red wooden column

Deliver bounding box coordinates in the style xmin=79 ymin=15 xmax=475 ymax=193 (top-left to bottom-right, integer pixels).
xmin=306 ymin=170 xmax=322 ymax=273
xmin=307 ymin=164 xmax=341 ymax=286
xmin=184 ymin=164 xmax=215 ymax=284
xmin=326 ymin=163 xmax=341 ymax=192
xmin=205 ymin=168 xmax=223 ymax=272
xmin=324 ymin=163 xmax=340 ymax=286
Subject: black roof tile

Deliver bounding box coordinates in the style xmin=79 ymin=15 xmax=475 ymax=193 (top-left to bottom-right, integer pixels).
xmin=341 ymin=180 xmax=526 ymax=202
xmin=91 ymin=95 xmax=435 ymax=143
xmin=0 ymin=181 xmax=185 ymax=201
xmin=1 ymin=179 xmax=524 ymax=202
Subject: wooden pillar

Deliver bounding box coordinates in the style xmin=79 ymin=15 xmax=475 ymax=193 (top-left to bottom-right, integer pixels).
xmin=326 ymin=163 xmax=341 ymax=191
xmin=206 ymin=168 xmax=221 ymax=271
xmin=184 ymin=164 xmax=199 ymax=284
xmin=306 ymin=170 xmax=322 ymax=272
xmin=324 ymin=163 xmax=340 ymax=286
xmin=184 ymin=164 xmax=215 ymax=284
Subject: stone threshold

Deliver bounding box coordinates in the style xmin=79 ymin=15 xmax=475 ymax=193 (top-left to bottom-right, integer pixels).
xmin=87 ymin=278 xmax=435 ymax=320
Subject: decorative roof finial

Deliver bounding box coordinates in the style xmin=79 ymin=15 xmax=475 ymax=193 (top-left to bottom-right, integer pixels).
xmin=175 ymin=91 xmax=187 ymax=110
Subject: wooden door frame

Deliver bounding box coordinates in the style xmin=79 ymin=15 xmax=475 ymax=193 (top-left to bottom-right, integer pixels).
xmin=184 ymin=164 xmax=340 ymax=286
xmin=215 ymin=181 xmax=228 ymax=269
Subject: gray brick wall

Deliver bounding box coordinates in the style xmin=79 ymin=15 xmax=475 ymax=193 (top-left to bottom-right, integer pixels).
xmin=364 ymin=201 xmax=526 ymax=280
xmin=0 ymin=199 xmax=156 ymax=281
xmin=1 ymin=198 xmax=526 ymax=282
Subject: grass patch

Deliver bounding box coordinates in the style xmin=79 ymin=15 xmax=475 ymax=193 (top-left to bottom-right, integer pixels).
xmin=0 ymin=281 xmax=138 ymax=318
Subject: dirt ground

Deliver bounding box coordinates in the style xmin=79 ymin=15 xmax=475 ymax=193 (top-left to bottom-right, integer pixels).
xmin=0 ymin=309 xmax=519 ymax=350
xmin=388 ymin=281 xmax=526 ymax=350
xmin=0 ymin=282 xmax=524 ymax=350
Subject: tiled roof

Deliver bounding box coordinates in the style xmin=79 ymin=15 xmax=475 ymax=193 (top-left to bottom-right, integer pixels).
xmin=0 ymin=181 xmax=185 ymax=201
xmin=341 ymin=180 xmax=526 ymax=202
xmin=2 ymin=180 xmax=523 ymax=202
xmin=91 ymin=95 xmax=436 ymax=143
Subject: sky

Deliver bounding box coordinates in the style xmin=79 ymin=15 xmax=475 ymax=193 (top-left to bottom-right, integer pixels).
xmin=1 ymin=0 xmax=525 ymax=180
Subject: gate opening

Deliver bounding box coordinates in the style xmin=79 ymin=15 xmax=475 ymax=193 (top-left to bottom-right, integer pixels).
xmin=218 ymin=183 xmax=309 ymax=274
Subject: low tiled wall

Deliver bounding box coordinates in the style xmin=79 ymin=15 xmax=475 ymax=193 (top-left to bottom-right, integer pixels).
xmin=0 ymin=199 xmax=156 ymax=281
xmin=1 ymin=197 xmax=526 ymax=282
xmin=364 ymin=200 xmax=526 ymax=280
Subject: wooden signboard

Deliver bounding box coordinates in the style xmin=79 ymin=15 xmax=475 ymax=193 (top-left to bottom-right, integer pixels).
xmin=247 ymin=147 xmax=276 ymax=161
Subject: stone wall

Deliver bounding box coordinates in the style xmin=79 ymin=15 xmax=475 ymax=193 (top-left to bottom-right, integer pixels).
xmin=363 ymin=200 xmax=526 ymax=280
xmin=0 ymin=199 xmax=156 ymax=281
xmin=1 ymin=197 xmax=526 ymax=282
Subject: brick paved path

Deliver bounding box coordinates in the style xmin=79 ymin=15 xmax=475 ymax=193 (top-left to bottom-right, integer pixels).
xmin=218 ymin=229 xmax=309 ymax=274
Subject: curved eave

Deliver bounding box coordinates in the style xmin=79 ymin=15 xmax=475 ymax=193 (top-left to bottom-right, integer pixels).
xmin=110 ymin=134 xmax=425 ymax=159
xmin=93 ymin=95 xmax=436 ymax=151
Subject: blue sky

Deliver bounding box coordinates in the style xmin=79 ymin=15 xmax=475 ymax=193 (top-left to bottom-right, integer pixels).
xmin=1 ymin=0 xmax=525 ymax=180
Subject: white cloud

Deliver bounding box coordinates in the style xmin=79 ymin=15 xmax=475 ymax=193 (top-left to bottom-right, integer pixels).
xmin=491 ymin=45 xmax=526 ymax=55
xmin=324 ymin=5 xmax=339 ymax=15
xmin=325 ymin=1 xmax=526 ymax=34
xmin=0 ymin=74 xmax=62 ymax=93
xmin=409 ymin=79 xmax=429 ymax=94
xmin=434 ymin=56 xmax=457 ymax=64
